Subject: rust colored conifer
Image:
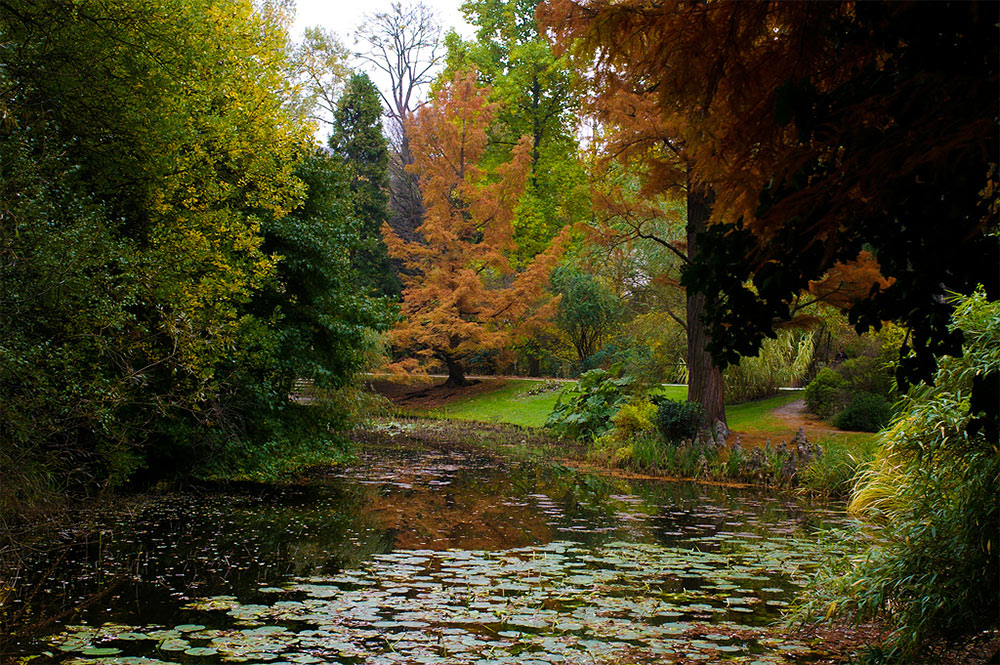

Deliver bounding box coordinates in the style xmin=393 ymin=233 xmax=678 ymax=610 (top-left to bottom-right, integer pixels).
xmin=383 ymin=71 xmax=569 ymax=387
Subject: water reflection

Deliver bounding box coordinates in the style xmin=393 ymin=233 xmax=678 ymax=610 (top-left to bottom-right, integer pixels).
xmin=5 ymin=440 xmax=847 ymax=664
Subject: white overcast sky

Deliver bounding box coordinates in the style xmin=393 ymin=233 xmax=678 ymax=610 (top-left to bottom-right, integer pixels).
xmin=291 ymin=0 xmax=476 ymax=47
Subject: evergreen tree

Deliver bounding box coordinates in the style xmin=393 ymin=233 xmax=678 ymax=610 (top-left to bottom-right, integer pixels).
xmin=330 ymin=72 xmax=400 ymax=297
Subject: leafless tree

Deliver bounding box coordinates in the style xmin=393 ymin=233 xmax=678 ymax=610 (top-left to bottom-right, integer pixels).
xmin=355 ymin=1 xmax=442 ymax=242
xmin=355 ymin=1 xmax=442 ymax=124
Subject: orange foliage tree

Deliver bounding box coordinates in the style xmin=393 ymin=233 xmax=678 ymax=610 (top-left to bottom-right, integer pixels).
xmin=383 ymin=71 xmax=569 ymax=386
xmin=808 ymin=250 xmax=895 ymax=312
xmin=540 ymin=0 xmax=997 ymax=403
xmin=549 ymin=48 xmax=728 ymax=424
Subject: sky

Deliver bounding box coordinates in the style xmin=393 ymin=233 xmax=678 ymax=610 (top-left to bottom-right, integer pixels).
xmin=291 ymin=0 xmax=476 ymax=46
xmin=290 ymin=0 xmax=476 ymax=137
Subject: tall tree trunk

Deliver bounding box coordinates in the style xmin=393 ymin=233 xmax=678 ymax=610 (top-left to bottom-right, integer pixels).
xmin=388 ymin=122 xmax=425 ymax=244
xmin=686 ymin=181 xmax=727 ymax=430
xmin=443 ymin=355 xmax=470 ymax=388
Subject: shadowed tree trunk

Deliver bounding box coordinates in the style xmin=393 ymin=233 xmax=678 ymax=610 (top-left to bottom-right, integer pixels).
xmin=443 ymin=355 xmax=471 ymax=388
xmin=686 ymin=182 xmax=727 ymax=430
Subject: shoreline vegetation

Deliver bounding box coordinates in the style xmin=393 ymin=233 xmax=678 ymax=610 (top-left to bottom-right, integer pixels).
xmin=366 ymin=375 xmax=877 ymax=496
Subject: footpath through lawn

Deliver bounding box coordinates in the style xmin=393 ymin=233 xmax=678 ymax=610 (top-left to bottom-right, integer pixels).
xmin=369 ymin=374 xmax=863 ymax=447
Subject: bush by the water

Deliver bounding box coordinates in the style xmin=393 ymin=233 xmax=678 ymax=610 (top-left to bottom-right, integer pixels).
xmin=589 ymin=399 xmax=658 ymax=467
xmin=833 ymin=392 xmax=892 ymax=432
xmin=799 ymin=436 xmax=879 ymax=496
xmin=654 ymin=399 xmax=705 ymax=443
xmin=0 ymin=4 xmax=392 ymax=515
xmin=800 ymin=291 xmax=999 ymax=658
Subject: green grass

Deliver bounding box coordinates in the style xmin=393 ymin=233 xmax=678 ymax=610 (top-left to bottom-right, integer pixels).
xmin=650 ymin=385 xmax=688 ymax=401
xmin=418 ymin=379 xmax=566 ymax=428
xmin=726 ymin=391 xmax=803 ymax=432
xmin=401 ymin=380 xmax=799 ymax=431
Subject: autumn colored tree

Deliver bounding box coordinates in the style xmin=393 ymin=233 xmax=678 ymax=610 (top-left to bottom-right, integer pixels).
xmin=807 ymin=251 xmax=895 ymax=313
xmin=384 ymin=71 xmax=569 ymax=387
xmin=441 ymin=0 xmax=589 ymax=260
xmin=586 ymin=150 xmax=727 ymax=426
xmin=541 ymin=1 xmax=999 ymax=655
xmin=541 ymin=0 xmax=998 ymax=428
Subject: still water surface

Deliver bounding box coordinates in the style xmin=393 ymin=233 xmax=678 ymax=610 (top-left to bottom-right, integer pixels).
xmin=11 ymin=442 xmax=847 ymax=664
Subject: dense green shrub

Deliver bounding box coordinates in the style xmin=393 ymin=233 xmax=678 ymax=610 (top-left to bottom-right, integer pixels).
xmin=804 ymin=368 xmax=849 ymax=419
xmin=654 ymin=399 xmax=705 ymax=444
xmin=589 ymin=399 xmax=658 ymax=468
xmin=804 ymin=356 xmax=895 ymax=430
xmin=838 ymin=356 xmax=894 ymax=395
xmin=834 ymin=393 xmax=893 ymax=432
xmin=545 ymin=365 xmax=640 ymax=439
xmin=611 ymin=400 xmax=658 ymax=439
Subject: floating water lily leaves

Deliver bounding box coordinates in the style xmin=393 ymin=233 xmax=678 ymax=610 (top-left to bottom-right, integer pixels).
xmin=33 ymin=448 xmax=848 ymax=664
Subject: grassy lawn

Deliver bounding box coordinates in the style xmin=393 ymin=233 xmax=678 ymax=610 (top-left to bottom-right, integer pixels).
xmin=417 ymin=379 xmax=565 ymax=428
xmin=402 ymin=379 xmax=802 ymax=432
xmin=726 ymin=391 xmax=802 ymax=433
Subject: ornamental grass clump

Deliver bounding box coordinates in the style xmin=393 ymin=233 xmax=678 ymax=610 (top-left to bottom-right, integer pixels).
xmin=797 ymin=291 xmax=999 ymax=660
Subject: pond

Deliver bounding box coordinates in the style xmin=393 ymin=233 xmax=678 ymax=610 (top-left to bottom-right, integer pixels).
xmin=5 ymin=439 xmax=848 ymax=664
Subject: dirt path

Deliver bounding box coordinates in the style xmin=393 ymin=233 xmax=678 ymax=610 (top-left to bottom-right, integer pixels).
xmin=771 ymin=398 xmax=842 ymax=436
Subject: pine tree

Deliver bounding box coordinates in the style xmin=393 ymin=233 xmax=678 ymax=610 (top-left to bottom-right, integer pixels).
xmin=329 ymin=72 xmax=400 ymax=298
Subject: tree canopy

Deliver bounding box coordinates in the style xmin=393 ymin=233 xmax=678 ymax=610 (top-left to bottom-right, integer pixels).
xmin=0 ymin=0 xmax=389 ymax=488
xmin=442 ymin=0 xmax=589 ymax=260
xmin=541 ymin=0 xmax=999 ymax=431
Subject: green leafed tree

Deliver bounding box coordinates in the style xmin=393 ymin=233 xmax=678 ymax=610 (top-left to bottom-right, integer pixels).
xmin=0 ymin=0 xmax=389 ymax=494
xmin=330 ymin=72 xmax=401 ymax=298
xmin=442 ymin=0 xmax=589 ymax=261
xmin=550 ymin=262 xmax=623 ymax=363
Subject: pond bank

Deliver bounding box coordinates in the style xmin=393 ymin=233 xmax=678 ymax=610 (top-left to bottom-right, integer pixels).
xmin=358 ymin=417 xmax=870 ymax=497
